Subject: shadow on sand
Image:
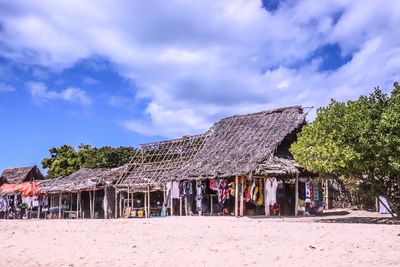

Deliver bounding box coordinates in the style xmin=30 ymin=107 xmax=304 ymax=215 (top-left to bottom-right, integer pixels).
xmin=315 ymin=216 xmax=400 ymax=225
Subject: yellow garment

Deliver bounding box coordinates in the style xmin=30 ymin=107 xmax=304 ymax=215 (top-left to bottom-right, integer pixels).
xmin=256 ymin=179 xmax=264 ymax=206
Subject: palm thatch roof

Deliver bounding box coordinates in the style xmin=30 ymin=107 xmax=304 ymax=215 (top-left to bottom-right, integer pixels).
xmin=178 ymin=106 xmax=306 ymax=178
xmin=116 ymin=133 xmax=209 ymax=190
xmin=0 ymin=165 xmax=44 ymax=184
xmin=38 ymin=166 xmax=124 ymax=194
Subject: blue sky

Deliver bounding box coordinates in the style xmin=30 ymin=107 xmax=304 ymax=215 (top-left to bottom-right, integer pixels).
xmin=1 ymin=0 xmax=400 ymax=172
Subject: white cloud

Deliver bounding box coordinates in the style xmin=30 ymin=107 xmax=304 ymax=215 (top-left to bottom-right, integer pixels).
xmin=27 ymin=82 xmax=92 ymax=105
xmin=1 ymin=0 xmax=400 ymax=137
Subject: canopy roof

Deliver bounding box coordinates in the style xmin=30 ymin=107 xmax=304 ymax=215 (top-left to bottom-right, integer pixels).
xmin=179 ymin=106 xmax=305 ymax=178
xmin=38 ymin=166 xmax=124 ymax=194
xmin=116 ymin=133 xmax=209 ymax=190
xmin=0 ymin=166 xmax=44 ymax=184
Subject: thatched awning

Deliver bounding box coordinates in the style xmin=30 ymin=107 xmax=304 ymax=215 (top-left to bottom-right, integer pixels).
xmin=0 ymin=165 xmax=44 ymax=184
xmin=177 ymin=106 xmax=305 ymax=179
xmin=116 ymin=133 xmax=209 ymax=190
xmin=38 ymin=166 xmax=124 ymax=194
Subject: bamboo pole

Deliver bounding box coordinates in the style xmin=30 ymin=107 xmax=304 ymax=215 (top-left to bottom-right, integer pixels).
xmin=185 ymin=196 xmax=188 ymax=216
xmin=144 ymin=191 xmax=147 ymax=218
xmin=179 ymin=197 xmax=183 ymax=216
xmin=240 ymin=176 xmax=244 ymax=217
xmin=89 ymin=191 xmax=92 ymax=219
xmin=76 ymin=192 xmax=79 ymax=219
xmin=93 ymin=190 xmax=96 ymax=219
xmin=210 ymin=195 xmax=213 ymax=215
xmin=127 ymin=186 xmax=130 ymax=210
xmin=59 ymin=193 xmax=62 ymax=219
xmin=295 ymin=173 xmax=299 ymax=216
xmin=170 ymin=187 xmax=174 ymax=216
xmin=325 ymin=179 xmax=329 ymax=210
xmin=79 ymin=192 xmax=82 ymax=219
xmin=234 ymin=176 xmax=239 ymax=217
xmin=147 ymin=185 xmax=151 ymax=217
xmin=104 ymin=187 xmax=108 ymax=219
xmin=114 ymin=189 xmax=118 ymax=219
xmin=264 ymin=177 xmax=269 ymax=216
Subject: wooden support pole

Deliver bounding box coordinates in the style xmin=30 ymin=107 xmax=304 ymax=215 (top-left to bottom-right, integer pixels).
xmin=144 ymin=191 xmax=147 ymax=218
xmin=170 ymin=188 xmax=174 ymax=216
xmin=147 ymin=185 xmax=151 ymax=217
xmin=234 ymin=176 xmax=239 ymax=217
xmin=59 ymin=193 xmax=62 ymax=219
xmin=163 ymin=184 xmax=166 ymax=205
xmin=79 ymin=192 xmax=82 ymax=219
xmin=185 ymin=196 xmax=188 ymax=216
xmin=179 ymin=197 xmax=183 ymax=216
xmin=240 ymin=176 xmax=244 ymax=217
xmin=89 ymin=191 xmax=92 ymax=219
xmin=325 ymin=179 xmax=329 ymax=210
xmin=76 ymin=192 xmax=79 ymax=219
xmin=264 ymin=177 xmax=269 ymax=216
xmin=210 ymin=196 xmax=213 ymax=216
xmin=104 ymin=187 xmax=108 ymax=219
xmin=127 ymin=186 xmax=130 ymax=210
xmin=114 ymin=189 xmax=118 ymax=219
xmin=293 ymin=175 xmax=299 ymax=216
xmin=93 ymin=190 xmax=96 ymax=219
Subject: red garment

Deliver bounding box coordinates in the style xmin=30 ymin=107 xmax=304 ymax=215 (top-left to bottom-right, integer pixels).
xmin=0 ymin=182 xmax=40 ymax=196
xmin=310 ymin=183 xmax=314 ymax=200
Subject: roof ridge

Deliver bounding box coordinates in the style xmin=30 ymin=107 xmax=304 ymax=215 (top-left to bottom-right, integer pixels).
xmin=219 ymin=105 xmax=303 ymax=121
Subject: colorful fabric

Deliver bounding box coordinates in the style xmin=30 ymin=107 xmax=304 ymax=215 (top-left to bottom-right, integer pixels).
xmin=265 ymin=177 xmax=278 ymax=205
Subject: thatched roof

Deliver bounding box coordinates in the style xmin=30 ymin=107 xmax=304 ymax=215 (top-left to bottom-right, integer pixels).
xmin=38 ymin=166 xmax=124 ymax=194
xmin=0 ymin=166 xmax=44 ymax=184
xmin=178 ymin=106 xmax=305 ymax=178
xmin=116 ymin=133 xmax=209 ymax=190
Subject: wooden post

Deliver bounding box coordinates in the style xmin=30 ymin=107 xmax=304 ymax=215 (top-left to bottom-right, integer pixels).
xmin=264 ymin=177 xmax=270 ymax=216
xmin=163 ymin=184 xmax=166 ymax=205
xmin=234 ymin=176 xmax=239 ymax=217
xmin=76 ymin=192 xmax=79 ymax=219
xmin=93 ymin=190 xmax=96 ymax=219
xmin=170 ymin=188 xmax=174 ymax=216
xmin=147 ymin=185 xmax=151 ymax=217
xmin=144 ymin=191 xmax=147 ymax=218
xmin=114 ymin=189 xmax=118 ymax=219
xmin=293 ymin=175 xmax=299 ymax=216
xmin=89 ymin=191 xmax=92 ymax=219
xmin=240 ymin=176 xmax=244 ymax=217
xmin=79 ymin=192 xmax=82 ymax=219
xmin=210 ymin=196 xmax=213 ymax=215
xmin=325 ymin=179 xmax=329 ymax=210
xmin=104 ymin=187 xmax=108 ymax=219
xmin=59 ymin=193 xmax=62 ymax=219
xmin=127 ymin=186 xmax=130 ymax=210
xmin=179 ymin=197 xmax=183 ymax=216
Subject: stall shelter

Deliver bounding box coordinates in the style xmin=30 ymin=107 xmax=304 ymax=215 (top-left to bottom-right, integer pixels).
xmin=0 ymin=106 xmax=327 ymax=220
xmin=0 ymin=166 xmax=44 ymax=219
xmin=115 ymin=106 xmax=326 ymax=219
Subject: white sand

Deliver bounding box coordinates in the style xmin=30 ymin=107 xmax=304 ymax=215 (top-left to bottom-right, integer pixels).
xmin=0 ymin=210 xmax=399 ymax=267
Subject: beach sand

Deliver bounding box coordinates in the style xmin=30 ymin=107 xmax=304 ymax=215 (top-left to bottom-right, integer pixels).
xmin=0 ymin=210 xmax=399 ymax=267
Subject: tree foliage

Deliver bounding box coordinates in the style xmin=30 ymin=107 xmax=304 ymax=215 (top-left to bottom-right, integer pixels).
xmin=291 ymin=83 xmax=400 ymax=216
xmin=41 ymin=144 xmax=136 ymax=178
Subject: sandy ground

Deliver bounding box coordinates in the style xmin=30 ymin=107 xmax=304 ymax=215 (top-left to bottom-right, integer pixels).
xmin=0 ymin=210 xmax=399 ymax=267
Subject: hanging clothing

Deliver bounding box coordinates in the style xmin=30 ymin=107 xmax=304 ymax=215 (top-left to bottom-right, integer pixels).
xmin=172 ymin=181 xmax=180 ymax=199
xmin=250 ymin=180 xmax=257 ymax=202
xmin=313 ymin=183 xmax=319 ymax=201
xmin=0 ymin=196 xmax=8 ymax=212
xmin=305 ymin=182 xmax=311 ymax=199
xmin=218 ymin=180 xmax=230 ymax=204
xmin=256 ymin=179 xmax=264 ymax=206
xmin=196 ymin=182 xmax=205 ymax=212
xmin=265 ymin=177 xmax=278 ymax=205
xmin=244 ymin=181 xmax=251 ymax=202
xmin=182 ymin=181 xmax=193 ymax=196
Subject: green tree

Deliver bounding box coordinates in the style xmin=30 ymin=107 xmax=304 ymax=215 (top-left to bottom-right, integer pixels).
xmin=41 ymin=144 xmax=136 ymax=178
xmin=291 ymin=83 xmax=400 ymax=216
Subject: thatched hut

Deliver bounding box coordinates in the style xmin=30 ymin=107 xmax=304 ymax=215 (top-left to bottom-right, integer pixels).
xmin=0 ymin=165 xmax=44 ymax=185
xmin=38 ymin=167 xmax=124 ymax=219
xmin=116 ymin=106 xmax=315 ymax=218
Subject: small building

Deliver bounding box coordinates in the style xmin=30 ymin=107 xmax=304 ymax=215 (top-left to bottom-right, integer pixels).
xmin=0 ymin=165 xmax=44 ymax=185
